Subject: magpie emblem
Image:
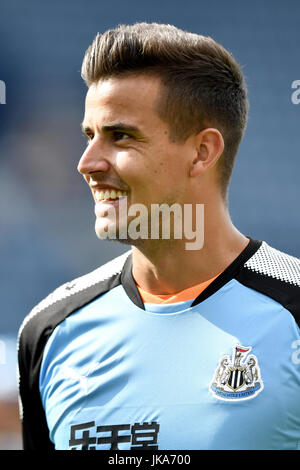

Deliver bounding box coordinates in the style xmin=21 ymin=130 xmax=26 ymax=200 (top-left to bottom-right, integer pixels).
xmin=209 ymin=344 xmax=264 ymax=401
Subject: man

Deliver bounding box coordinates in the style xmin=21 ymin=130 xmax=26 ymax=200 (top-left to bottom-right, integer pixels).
xmin=18 ymin=22 xmax=300 ymax=450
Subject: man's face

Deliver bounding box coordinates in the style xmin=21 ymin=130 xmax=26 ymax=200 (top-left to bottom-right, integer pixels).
xmin=78 ymin=74 xmax=194 ymax=243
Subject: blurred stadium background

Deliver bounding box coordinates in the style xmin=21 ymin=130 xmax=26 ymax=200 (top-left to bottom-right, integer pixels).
xmin=1 ymin=0 xmax=300 ymax=449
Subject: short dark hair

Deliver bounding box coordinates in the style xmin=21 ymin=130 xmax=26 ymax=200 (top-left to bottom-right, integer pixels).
xmin=81 ymin=22 xmax=249 ymax=200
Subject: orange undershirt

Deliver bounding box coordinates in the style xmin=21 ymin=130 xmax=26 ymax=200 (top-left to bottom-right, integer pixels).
xmin=137 ymin=272 xmax=221 ymax=304
xmin=137 ymin=238 xmax=250 ymax=305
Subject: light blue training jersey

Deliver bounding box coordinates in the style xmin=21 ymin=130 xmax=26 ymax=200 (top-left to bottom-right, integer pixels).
xmin=38 ymin=240 xmax=300 ymax=450
xmin=18 ymin=239 xmax=300 ymax=450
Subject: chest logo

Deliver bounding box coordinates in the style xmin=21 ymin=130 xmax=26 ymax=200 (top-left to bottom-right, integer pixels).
xmin=209 ymin=345 xmax=264 ymax=401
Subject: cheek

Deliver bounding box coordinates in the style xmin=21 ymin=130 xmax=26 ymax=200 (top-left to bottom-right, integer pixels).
xmin=156 ymin=152 xmax=187 ymax=184
xmin=114 ymin=150 xmax=158 ymax=184
xmin=114 ymin=147 xmax=187 ymax=195
xmin=114 ymin=150 xmax=145 ymax=175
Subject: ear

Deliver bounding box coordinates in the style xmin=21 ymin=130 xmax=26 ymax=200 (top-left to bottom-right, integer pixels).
xmin=189 ymin=128 xmax=224 ymax=177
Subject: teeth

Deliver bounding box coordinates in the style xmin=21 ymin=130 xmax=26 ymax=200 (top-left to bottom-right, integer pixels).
xmin=95 ymin=189 xmax=127 ymax=201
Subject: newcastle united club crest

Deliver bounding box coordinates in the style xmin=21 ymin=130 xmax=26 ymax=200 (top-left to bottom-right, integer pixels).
xmin=209 ymin=345 xmax=263 ymax=401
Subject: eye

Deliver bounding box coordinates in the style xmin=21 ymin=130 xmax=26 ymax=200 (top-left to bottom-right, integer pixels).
xmin=85 ymin=133 xmax=94 ymax=145
xmin=112 ymin=131 xmax=131 ymax=142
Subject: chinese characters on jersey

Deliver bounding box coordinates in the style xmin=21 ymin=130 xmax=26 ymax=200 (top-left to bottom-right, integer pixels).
xmin=69 ymin=420 xmax=160 ymax=450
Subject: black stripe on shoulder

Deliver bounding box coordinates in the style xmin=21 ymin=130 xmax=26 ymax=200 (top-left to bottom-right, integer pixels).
xmin=18 ymin=250 xmax=131 ymax=349
xmin=191 ymin=238 xmax=262 ymax=307
xmin=235 ymin=242 xmax=300 ymax=327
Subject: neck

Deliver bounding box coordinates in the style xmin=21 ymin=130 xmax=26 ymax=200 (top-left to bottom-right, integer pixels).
xmin=131 ymin=198 xmax=248 ymax=295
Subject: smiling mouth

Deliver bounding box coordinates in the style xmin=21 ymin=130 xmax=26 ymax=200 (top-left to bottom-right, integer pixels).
xmin=94 ymin=189 xmax=128 ymax=202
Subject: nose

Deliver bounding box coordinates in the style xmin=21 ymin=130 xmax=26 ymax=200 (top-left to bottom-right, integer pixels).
xmin=77 ymin=139 xmax=111 ymax=175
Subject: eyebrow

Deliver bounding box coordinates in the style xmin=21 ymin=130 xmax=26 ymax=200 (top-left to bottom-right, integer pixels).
xmin=80 ymin=122 xmax=142 ymax=135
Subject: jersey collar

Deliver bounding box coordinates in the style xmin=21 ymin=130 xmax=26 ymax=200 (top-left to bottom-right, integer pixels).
xmin=121 ymin=238 xmax=262 ymax=310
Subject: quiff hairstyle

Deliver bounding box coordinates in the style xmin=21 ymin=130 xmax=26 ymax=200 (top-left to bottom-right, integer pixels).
xmin=81 ymin=22 xmax=249 ymax=200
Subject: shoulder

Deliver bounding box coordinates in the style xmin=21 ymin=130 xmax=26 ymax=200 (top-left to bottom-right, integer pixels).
xmin=17 ymin=249 xmax=131 ymax=450
xmin=244 ymin=241 xmax=300 ymax=285
xmin=18 ymin=249 xmax=131 ymax=356
xmin=236 ymin=241 xmax=300 ymax=326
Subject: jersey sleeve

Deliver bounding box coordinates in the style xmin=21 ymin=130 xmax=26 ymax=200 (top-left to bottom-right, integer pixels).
xmin=17 ymin=250 xmax=131 ymax=450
